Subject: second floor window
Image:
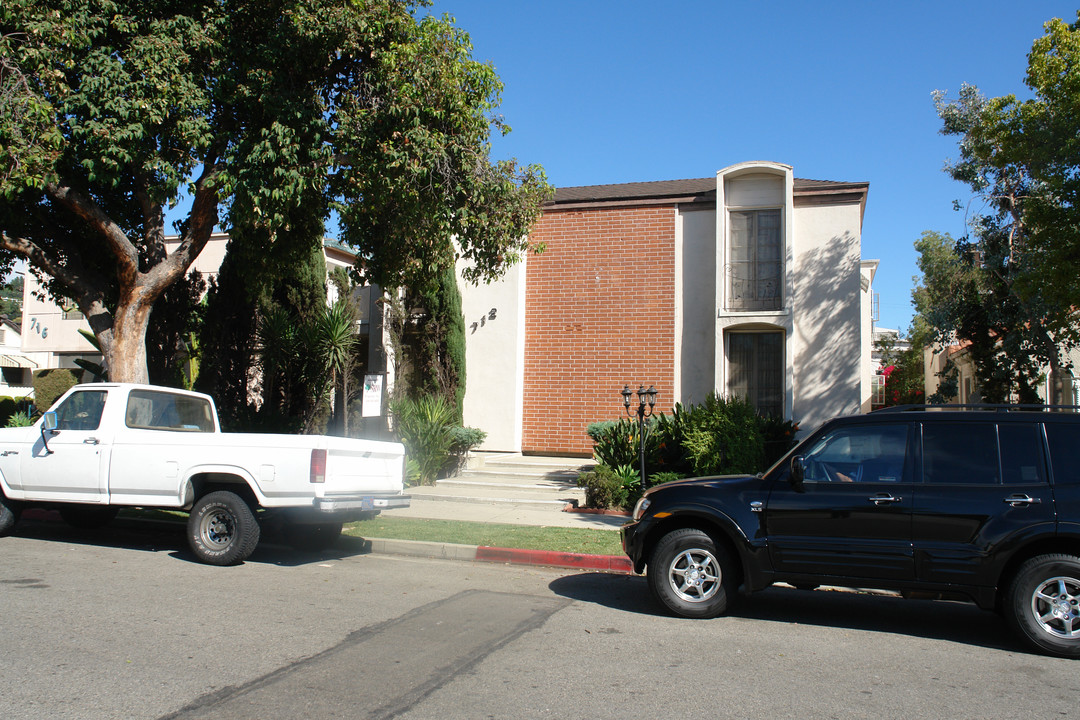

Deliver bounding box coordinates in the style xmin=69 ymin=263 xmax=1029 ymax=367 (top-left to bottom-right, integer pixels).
xmin=728 ymin=209 xmax=781 ymax=311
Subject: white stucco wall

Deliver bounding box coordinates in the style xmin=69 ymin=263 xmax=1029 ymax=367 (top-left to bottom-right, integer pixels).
xmin=790 ymin=201 xmax=864 ymax=433
xmin=676 ymin=208 xmax=716 ymax=407
xmin=860 ymin=260 xmax=879 ymax=412
xmin=458 ymin=258 xmax=526 ymax=451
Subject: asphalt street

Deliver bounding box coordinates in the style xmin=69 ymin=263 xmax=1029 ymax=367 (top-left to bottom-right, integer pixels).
xmin=2 ymin=518 xmax=1079 ymax=719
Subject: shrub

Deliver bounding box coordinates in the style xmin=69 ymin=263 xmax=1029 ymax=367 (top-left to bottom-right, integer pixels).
xmin=444 ymin=425 xmax=488 ymax=475
xmin=0 ymin=396 xmax=15 ymax=426
xmin=678 ymin=394 xmax=764 ymax=476
xmin=33 ymin=368 xmax=83 ymax=413
xmin=391 ymin=394 xmax=455 ymax=486
xmin=758 ymin=415 xmax=800 ymax=468
xmin=649 ymin=471 xmax=685 ymax=486
xmin=587 ymin=417 xmax=670 ymax=473
xmin=6 ymin=410 xmax=32 ymax=427
xmin=576 ymin=465 xmax=628 ymax=510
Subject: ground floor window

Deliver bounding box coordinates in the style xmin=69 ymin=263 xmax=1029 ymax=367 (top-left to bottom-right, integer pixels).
xmin=727 ymin=330 xmax=783 ymax=417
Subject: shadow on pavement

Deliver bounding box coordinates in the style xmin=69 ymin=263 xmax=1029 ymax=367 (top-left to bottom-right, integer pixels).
xmin=11 ymin=511 xmax=373 ymax=568
xmin=549 ymin=572 xmax=1022 ymax=653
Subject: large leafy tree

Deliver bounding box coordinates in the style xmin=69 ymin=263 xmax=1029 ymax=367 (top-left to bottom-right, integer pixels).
xmin=0 ymin=0 xmax=550 ymax=384
xmin=929 ymin=13 xmax=1080 ymax=402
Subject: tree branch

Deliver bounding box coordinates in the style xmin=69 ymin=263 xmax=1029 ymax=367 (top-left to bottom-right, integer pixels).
xmin=44 ymin=181 xmax=140 ymax=279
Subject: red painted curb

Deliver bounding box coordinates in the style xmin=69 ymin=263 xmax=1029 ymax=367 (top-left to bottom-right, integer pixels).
xmin=475 ymin=546 xmax=632 ymax=573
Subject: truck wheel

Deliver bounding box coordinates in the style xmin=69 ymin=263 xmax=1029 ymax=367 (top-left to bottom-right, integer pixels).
xmin=187 ymin=491 xmax=260 ymax=566
xmin=647 ymin=528 xmax=738 ymax=619
xmin=60 ymin=505 xmax=118 ymax=530
xmin=0 ymin=493 xmax=20 ymax=536
xmin=1007 ymin=554 xmax=1080 ymax=657
xmin=285 ymin=522 xmax=343 ymax=552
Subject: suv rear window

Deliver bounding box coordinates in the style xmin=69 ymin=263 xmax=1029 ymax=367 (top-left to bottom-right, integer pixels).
xmin=1045 ymin=423 xmax=1080 ymax=485
xmin=922 ymin=421 xmax=1046 ymax=486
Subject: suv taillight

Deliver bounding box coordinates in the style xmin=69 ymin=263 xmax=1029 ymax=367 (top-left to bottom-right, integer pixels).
xmin=310 ymin=449 xmax=327 ymax=483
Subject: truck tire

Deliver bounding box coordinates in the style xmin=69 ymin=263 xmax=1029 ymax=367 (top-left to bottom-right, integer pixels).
xmin=60 ymin=505 xmax=118 ymax=530
xmin=0 ymin=493 xmax=19 ymax=536
xmin=285 ymin=522 xmax=343 ymax=552
xmin=1006 ymin=553 xmax=1080 ymax=658
xmin=647 ymin=528 xmax=739 ymax=619
xmin=187 ymin=491 xmax=260 ymax=566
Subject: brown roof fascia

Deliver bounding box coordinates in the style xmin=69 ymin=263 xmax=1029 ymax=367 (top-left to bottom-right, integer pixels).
xmin=544 ymin=177 xmax=869 ymax=217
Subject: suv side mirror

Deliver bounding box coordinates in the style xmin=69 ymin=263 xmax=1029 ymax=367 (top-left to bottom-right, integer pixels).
xmin=790 ymin=455 xmax=806 ymax=490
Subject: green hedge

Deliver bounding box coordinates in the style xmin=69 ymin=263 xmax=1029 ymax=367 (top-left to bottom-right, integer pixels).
xmin=582 ymin=393 xmax=801 ymax=510
xmin=32 ymin=368 xmax=83 ymax=413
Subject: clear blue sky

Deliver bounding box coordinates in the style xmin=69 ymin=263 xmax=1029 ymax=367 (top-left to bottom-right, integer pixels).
xmin=426 ymin=0 xmax=1079 ymax=334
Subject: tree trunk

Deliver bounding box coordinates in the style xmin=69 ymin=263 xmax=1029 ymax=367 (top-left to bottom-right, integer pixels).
xmin=100 ymin=299 xmax=153 ymax=384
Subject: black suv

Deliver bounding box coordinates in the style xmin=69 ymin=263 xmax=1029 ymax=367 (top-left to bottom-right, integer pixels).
xmin=621 ymin=407 xmax=1080 ymax=657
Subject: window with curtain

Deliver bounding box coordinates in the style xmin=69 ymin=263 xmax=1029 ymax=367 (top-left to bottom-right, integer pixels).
xmin=727 ymin=331 xmax=783 ymax=417
xmin=728 ymin=209 xmax=781 ymax=311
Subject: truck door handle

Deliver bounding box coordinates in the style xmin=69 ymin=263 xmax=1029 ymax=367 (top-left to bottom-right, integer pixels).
xmin=1004 ymin=494 xmax=1041 ymax=507
xmin=0 ymin=450 xmax=17 ymax=456
xmin=83 ymin=437 xmax=100 ymax=446
xmin=868 ymin=493 xmax=902 ymax=505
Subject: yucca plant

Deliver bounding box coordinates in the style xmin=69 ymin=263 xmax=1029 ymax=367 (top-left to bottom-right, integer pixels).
xmin=391 ymin=395 xmax=456 ymax=485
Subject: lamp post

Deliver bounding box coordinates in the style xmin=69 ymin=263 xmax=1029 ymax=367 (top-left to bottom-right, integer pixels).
xmin=622 ymin=384 xmax=658 ymax=490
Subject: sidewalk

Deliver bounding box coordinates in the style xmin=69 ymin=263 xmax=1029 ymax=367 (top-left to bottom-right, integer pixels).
xmin=373 ymin=452 xmax=634 ymax=572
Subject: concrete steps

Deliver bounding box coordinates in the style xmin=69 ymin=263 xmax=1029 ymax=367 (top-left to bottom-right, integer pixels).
xmin=406 ymin=453 xmax=594 ymax=510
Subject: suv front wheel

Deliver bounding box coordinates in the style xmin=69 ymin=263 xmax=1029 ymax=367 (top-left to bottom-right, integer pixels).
xmin=1007 ymin=554 xmax=1080 ymax=657
xmin=648 ymin=528 xmax=738 ymax=619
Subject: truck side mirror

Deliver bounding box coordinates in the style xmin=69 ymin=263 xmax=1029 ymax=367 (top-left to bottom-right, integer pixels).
xmin=790 ymin=455 xmax=806 ymax=491
xmin=40 ymin=411 xmax=57 ymax=455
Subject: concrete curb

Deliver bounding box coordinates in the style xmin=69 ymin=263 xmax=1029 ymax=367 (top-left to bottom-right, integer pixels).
xmin=364 ymin=537 xmax=632 ymax=573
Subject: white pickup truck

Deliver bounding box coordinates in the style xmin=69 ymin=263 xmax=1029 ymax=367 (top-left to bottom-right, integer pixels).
xmin=0 ymin=383 xmax=409 ymax=564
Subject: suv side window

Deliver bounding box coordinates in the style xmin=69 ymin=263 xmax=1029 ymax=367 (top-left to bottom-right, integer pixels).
xmin=998 ymin=424 xmax=1046 ymax=485
xmin=922 ymin=423 xmax=999 ymax=484
xmin=1045 ymin=423 xmax=1080 ymax=485
xmin=800 ymin=423 xmax=908 ymax=483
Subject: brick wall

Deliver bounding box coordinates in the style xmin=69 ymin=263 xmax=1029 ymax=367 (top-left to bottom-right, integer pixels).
xmin=522 ymin=205 xmax=676 ymax=455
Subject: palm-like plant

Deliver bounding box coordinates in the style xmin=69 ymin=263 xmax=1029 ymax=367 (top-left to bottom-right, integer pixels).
xmin=256 ymin=307 xmax=301 ymax=416
xmin=306 ymin=300 xmax=359 ymax=434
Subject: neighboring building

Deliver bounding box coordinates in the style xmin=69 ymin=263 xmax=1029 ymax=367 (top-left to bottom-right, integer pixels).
xmin=20 ymin=235 xmax=387 ymax=397
xmin=0 ymin=315 xmax=47 ymax=398
xmin=871 ymin=326 xmax=912 ymax=407
xmin=924 ymin=340 xmax=1080 ymax=405
xmin=460 ymin=161 xmax=876 ymax=456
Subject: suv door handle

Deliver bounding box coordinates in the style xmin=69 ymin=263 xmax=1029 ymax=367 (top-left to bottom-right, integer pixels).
xmin=1004 ymin=494 xmax=1042 ymax=507
xmin=868 ymin=493 xmax=902 ymax=505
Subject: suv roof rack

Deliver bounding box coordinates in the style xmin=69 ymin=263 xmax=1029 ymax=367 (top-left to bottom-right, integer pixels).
xmin=873 ymin=403 xmax=1080 ymax=413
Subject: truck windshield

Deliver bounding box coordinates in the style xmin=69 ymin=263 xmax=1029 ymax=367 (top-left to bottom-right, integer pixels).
xmin=125 ymin=390 xmax=215 ymax=432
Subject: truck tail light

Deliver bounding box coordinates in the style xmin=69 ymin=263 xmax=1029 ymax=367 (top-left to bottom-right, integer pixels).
xmin=310 ymin=449 xmax=327 ymax=484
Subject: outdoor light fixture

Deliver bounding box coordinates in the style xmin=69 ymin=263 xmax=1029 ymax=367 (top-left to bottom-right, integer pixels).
xmin=622 ymin=383 xmax=658 ymax=489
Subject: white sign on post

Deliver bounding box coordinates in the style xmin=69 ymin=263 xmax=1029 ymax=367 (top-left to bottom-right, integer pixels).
xmin=362 ymin=374 xmax=384 ymax=418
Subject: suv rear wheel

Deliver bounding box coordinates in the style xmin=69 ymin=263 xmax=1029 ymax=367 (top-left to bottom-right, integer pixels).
xmin=648 ymin=528 xmax=738 ymax=619
xmin=1007 ymin=554 xmax=1080 ymax=657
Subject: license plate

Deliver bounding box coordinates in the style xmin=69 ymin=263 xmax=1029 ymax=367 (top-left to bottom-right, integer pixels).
xmin=362 ymin=496 xmax=374 ymax=510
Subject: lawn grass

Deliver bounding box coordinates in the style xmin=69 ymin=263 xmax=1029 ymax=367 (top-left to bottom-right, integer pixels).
xmin=118 ymin=508 xmax=625 ymax=556
xmin=343 ymin=516 xmax=624 ymax=555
